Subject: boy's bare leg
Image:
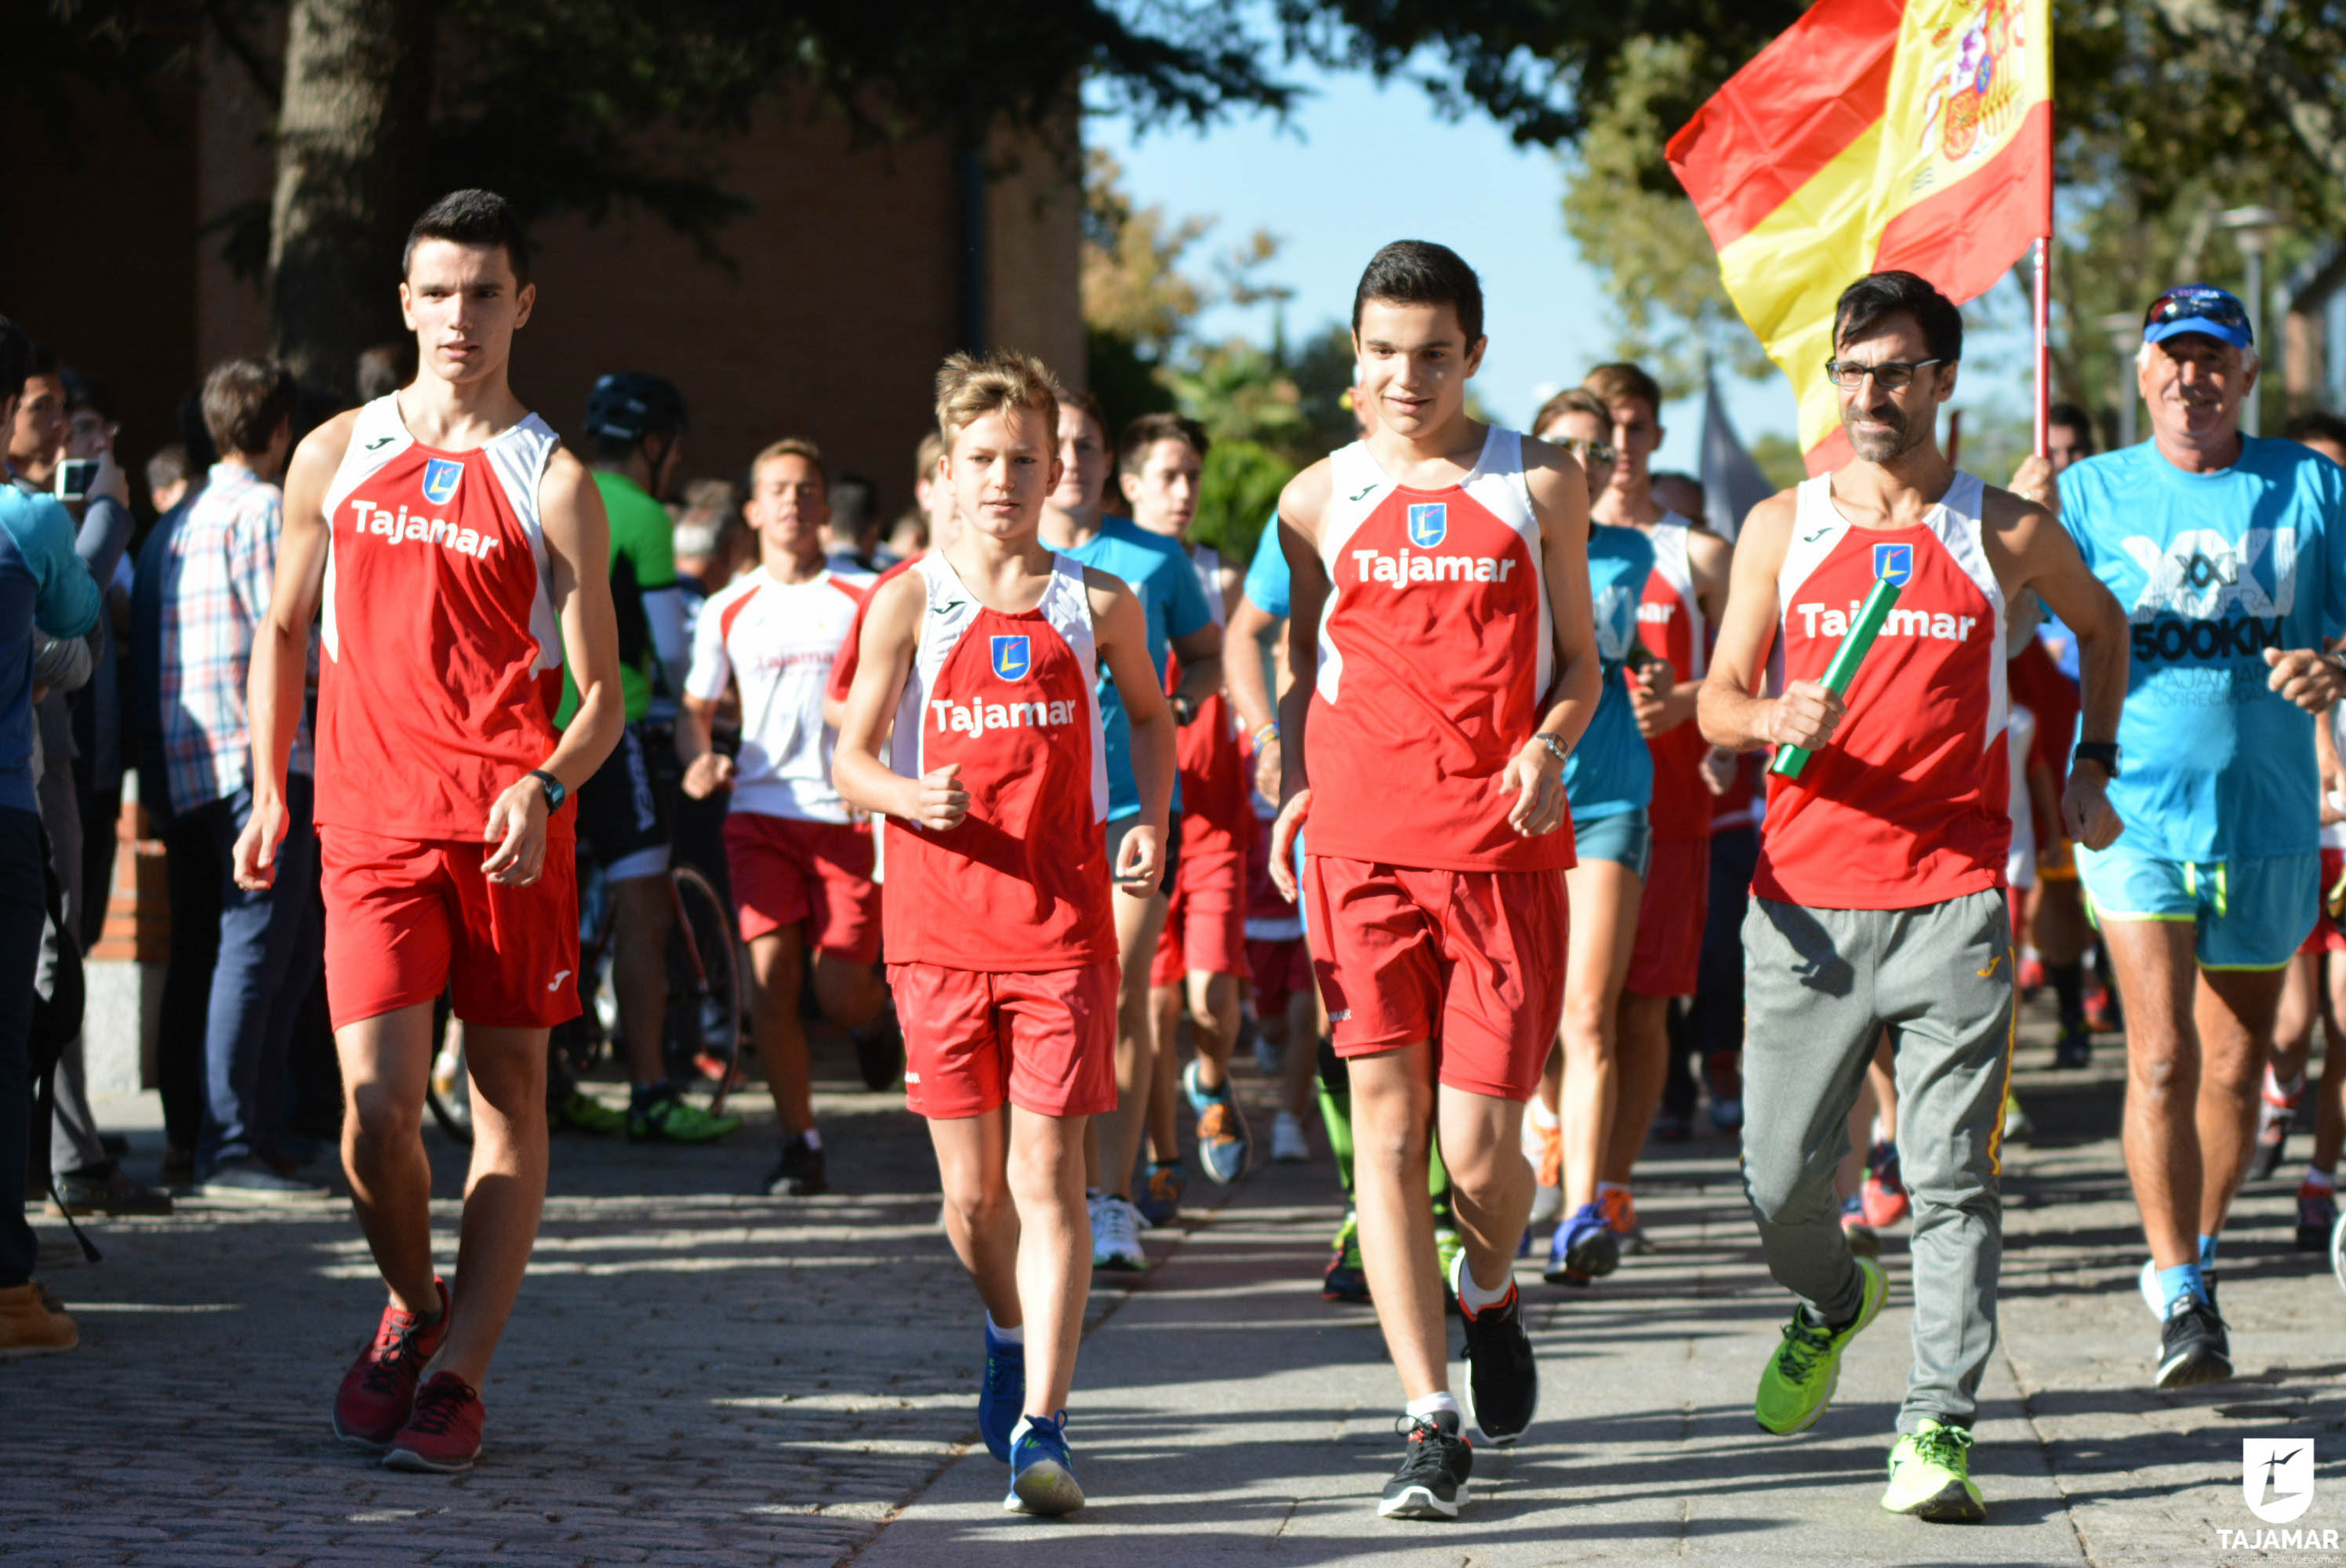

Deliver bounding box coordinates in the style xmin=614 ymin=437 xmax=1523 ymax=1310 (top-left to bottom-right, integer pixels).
xmin=1008 ymin=1108 xmax=1091 ymax=1414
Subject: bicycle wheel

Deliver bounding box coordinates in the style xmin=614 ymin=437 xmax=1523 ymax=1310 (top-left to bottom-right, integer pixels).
xmin=423 ymin=992 xmax=474 ymax=1146
xmin=664 ymin=862 xmax=743 ymax=1112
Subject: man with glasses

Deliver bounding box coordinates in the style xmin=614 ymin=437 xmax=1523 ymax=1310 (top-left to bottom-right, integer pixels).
xmin=1700 ymin=270 xmax=2126 ymax=1523
xmin=2045 ymin=283 xmax=2346 ymax=1388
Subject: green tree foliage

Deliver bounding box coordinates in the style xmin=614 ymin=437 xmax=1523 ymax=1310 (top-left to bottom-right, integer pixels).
xmin=1746 ymin=433 xmax=1809 ymax=494
xmin=1192 ymin=439 xmax=1295 ymax=564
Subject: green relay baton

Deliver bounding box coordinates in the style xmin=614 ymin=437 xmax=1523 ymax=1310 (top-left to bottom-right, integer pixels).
xmin=1768 ymin=574 xmax=1904 ymax=781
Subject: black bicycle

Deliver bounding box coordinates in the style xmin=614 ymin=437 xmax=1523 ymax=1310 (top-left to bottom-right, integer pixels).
xmin=426 ymin=858 xmax=743 ymax=1145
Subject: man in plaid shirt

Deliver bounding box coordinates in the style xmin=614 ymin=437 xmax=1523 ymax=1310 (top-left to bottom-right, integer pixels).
xmin=160 ymin=358 xmax=326 ymax=1202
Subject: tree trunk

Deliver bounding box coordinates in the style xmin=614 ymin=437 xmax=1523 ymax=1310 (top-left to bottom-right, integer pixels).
xmin=267 ymin=0 xmax=434 ymax=391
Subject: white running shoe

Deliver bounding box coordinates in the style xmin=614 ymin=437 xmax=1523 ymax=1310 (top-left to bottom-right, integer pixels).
xmin=1271 ymin=1111 xmax=1309 ymax=1163
xmin=1091 ymin=1193 xmax=1148 ymax=1272
xmin=1528 ymin=1181 xmax=1563 ymax=1228
xmin=2332 ymin=1208 xmax=2346 ymax=1298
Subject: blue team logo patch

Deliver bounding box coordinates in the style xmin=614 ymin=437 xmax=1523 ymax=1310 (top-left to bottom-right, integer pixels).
xmin=420 ymin=458 xmax=463 ymax=507
xmin=1407 ymin=503 xmax=1448 ymax=548
xmin=991 ymin=634 xmax=1032 ymax=682
xmin=1872 ymin=542 xmax=1913 ymax=587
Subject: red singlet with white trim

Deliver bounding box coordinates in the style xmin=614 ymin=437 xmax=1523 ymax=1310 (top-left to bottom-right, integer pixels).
xmin=1640 ymin=515 xmax=1712 ymax=841
xmin=1305 ymin=427 xmax=1571 ymax=873
xmin=1755 ymin=470 xmax=2010 ymax=909
xmin=315 ymin=394 xmax=566 ymax=840
xmin=881 ymin=553 xmax=1115 ymax=971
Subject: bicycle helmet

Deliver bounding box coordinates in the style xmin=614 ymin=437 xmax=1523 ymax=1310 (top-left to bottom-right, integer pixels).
xmin=583 ymin=372 xmax=688 ymax=445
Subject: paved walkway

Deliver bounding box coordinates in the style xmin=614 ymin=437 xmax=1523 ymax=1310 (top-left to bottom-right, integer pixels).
xmin=4 ymin=1004 xmax=2344 ymax=1565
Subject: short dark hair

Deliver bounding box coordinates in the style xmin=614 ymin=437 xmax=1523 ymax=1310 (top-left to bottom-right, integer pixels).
xmin=0 ymin=317 xmax=26 ymax=401
xmin=200 ymin=357 xmax=299 ymax=458
xmin=1832 ymin=270 xmax=1963 ymax=365
xmin=1583 ymin=363 xmax=1664 ymax=420
xmin=2047 ymin=401 xmax=2095 ymax=451
xmin=1353 ymin=241 xmax=1484 ymax=346
xmin=356 ymin=341 xmax=416 ymax=401
xmin=61 ymin=368 xmax=115 ymax=423
xmin=401 ymin=189 xmax=532 ymax=287
xmin=146 ymin=442 xmax=193 ymax=496
xmin=1117 ymin=411 xmax=1208 ymax=476
xmin=2283 ymin=410 xmax=2346 ymax=449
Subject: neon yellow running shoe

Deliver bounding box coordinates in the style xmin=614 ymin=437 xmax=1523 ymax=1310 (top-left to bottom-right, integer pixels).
xmin=1882 ymin=1418 xmax=1985 ymax=1523
xmin=1435 ymin=1226 xmax=1465 ymax=1316
xmin=555 ymin=1089 xmax=626 ymax=1136
xmin=1754 ymin=1254 xmax=1886 ymax=1435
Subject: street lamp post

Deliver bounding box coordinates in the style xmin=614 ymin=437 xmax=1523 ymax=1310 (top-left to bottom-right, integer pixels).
xmin=2221 ymin=205 xmax=2286 ymax=436
xmin=2097 ymin=310 xmax=2141 ymax=448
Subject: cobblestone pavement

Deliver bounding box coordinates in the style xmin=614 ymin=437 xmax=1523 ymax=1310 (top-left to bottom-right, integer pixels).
xmin=6 ymin=1006 xmax=2346 ymax=1566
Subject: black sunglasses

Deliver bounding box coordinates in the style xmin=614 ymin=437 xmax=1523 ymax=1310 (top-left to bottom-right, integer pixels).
xmin=2144 ymin=289 xmax=2251 ymax=336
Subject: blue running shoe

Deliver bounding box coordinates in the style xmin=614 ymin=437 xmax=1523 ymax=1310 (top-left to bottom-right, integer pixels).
xmin=1182 ymin=1059 xmax=1252 ymax=1184
xmin=1134 ymin=1160 xmax=1185 ymax=1227
xmin=1004 ymin=1410 xmax=1084 ymax=1515
xmin=1545 ymin=1203 xmax=1618 ymax=1287
xmin=979 ymin=1322 xmax=1025 ymax=1462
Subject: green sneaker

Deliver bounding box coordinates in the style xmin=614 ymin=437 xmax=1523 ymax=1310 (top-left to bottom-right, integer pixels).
xmin=1882 ymin=1419 xmax=1985 ymax=1523
xmin=1754 ymin=1254 xmax=1886 ymax=1435
xmin=555 ymin=1089 xmax=626 ymax=1136
xmin=627 ymin=1091 xmax=743 ymax=1144
xmin=1435 ymin=1226 xmax=1465 ymax=1316
xmin=1322 ymin=1212 xmax=1369 ymax=1302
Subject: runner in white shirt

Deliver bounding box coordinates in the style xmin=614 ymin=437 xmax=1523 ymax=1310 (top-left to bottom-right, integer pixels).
xmin=677 ymin=437 xmax=886 ymax=1200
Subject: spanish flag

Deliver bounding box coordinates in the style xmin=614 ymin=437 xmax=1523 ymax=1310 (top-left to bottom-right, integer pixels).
xmin=1667 ymin=0 xmax=2051 ymax=473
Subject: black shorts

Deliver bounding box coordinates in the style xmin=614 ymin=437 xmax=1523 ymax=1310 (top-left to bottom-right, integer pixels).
xmin=1104 ymin=811 xmax=1182 ymax=897
xmin=574 ymin=721 xmax=670 ymax=882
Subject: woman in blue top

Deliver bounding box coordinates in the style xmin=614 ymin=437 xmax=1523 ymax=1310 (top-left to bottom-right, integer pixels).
xmin=1534 ymin=389 xmax=1658 ymax=1289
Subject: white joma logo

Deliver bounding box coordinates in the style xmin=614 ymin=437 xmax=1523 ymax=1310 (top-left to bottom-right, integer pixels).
xmin=548 ymin=969 xmax=572 ymax=992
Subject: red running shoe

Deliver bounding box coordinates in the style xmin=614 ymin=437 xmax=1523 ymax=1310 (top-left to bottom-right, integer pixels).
xmin=332 ymin=1278 xmax=451 ymax=1448
xmin=383 ymin=1372 xmax=485 ymax=1472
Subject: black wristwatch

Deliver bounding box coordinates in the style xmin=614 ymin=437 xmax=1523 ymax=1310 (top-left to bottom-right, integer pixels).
xmin=2072 ymin=741 xmax=2121 ymax=780
xmin=528 ymin=768 xmax=568 ymax=811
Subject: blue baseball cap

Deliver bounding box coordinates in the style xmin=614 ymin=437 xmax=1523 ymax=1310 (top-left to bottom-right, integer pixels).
xmin=2142 ymin=284 xmax=2253 ymax=350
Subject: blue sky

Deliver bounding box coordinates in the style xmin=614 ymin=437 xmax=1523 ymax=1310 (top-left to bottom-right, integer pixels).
xmin=1088 ymin=59 xmax=2041 ymax=473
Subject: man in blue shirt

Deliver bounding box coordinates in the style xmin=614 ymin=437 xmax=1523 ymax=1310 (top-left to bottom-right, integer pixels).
xmin=2052 ymin=284 xmax=2346 ymax=1389
xmin=1037 ymin=387 xmax=1221 ymax=1270
xmin=0 ymin=316 xmax=102 ymax=1353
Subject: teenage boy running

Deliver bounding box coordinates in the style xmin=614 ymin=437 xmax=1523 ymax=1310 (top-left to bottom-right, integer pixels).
xmin=1037 ymin=390 xmax=1221 ymax=1265
xmin=678 ymin=439 xmax=886 ymax=1197
xmin=237 ymin=189 xmax=625 ymax=1472
xmin=833 ymin=350 xmax=1174 ymax=1515
xmin=1271 ymin=240 xmax=1601 ymax=1519
xmin=1121 ymin=412 xmax=1257 ymax=1187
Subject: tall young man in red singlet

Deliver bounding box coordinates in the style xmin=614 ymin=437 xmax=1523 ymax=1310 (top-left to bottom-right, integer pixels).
xmin=833 ymin=350 xmax=1173 ymax=1516
xmin=236 ymin=190 xmax=624 ymax=1473
xmin=1698 ymin=271 xmax=2126 ymax=1523
xmin=1585 ymin=362 xmax=1734 ymax=1243
xmin=1270 ymin=241 xmax=1602 ymax=1520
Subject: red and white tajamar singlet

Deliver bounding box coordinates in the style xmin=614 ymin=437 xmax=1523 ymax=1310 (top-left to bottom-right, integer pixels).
xmin=1755 ymin=470 xmax=2010 ymax=909
xmin=1640 ymin=514 xmax=1713 ymax=841
xmin=1306 ymin=427 xmax=1571 ymax=873
xmin=882 ymin=554 xmax=1115 ymax=970
xmin=1168 ymin=541 xmax=1251 ymax=860
xmin=316 ymin=394 xmax=565 ymax=840
xmin=686 ymin=565 xmax=874 ymax=823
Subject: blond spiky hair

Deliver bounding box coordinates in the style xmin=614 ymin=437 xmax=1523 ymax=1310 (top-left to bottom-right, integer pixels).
xmin=935 ymin=349 xmax=1062 ymax=447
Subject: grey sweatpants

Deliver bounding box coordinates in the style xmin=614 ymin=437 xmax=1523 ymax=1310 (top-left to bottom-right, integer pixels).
xmin=1740 ymin=887 xmax=2014 ymax=1434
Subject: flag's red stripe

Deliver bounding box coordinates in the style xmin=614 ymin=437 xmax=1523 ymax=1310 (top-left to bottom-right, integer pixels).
xmin=1665 ymin=0 xmax=1905 ymax=252
xmin=1803 ymin=424 xmax=1854 ymax=479
xmin=1869 ymin=100 xmax=2053 ymax=301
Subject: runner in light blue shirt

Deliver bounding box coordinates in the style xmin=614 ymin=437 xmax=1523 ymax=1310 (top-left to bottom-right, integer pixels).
xmin=2052 ymin=282 xmax=2346 ymax=1385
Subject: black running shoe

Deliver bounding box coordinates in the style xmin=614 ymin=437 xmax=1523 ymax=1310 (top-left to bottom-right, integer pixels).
xmin=763 ymin=1134 xmax=829 ymax=1197
xmin=1378 ymin=1410 xmax=1473 ymax=1520
xmin=852 ymin=1010 xmax=905 ymax=1092
xmin=1454 ymin=1271 xmax=1538 ymax=1446
xmin=2153 ymin=1293 xmax=2232 ymax=1388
